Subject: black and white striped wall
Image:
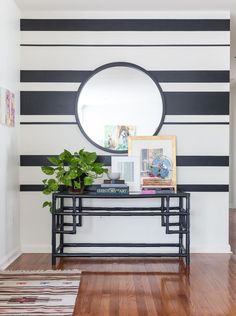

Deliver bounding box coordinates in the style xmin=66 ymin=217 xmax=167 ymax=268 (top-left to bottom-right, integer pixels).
xmin=20 ymin=11 xmax=230 ymax=253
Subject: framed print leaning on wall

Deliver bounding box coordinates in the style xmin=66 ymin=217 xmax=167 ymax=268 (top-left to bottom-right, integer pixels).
xmin=128 ymin=136 xmax=177 ymax=192
xmin=111 ymin=155 xmax=140 ymax=191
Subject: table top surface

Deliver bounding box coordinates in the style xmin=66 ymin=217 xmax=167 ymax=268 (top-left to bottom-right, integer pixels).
xmin=53 ymin=191 xmax=190 ymax=198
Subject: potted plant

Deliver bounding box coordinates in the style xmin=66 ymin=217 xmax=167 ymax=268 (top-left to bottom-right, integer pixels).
xmin=41 ymin=149 xmax=108 ymax=211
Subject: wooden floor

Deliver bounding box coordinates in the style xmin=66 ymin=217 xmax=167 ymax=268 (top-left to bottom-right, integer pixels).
xmin=8 ymin=254 xmax=236 ymax=316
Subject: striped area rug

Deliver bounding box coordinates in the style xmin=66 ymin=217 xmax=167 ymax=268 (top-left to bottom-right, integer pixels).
xmin=0 ymin=270 xmax=81 ymax=315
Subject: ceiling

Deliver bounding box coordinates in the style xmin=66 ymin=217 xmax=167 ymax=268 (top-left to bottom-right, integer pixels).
xmin=15 ymin=0 xmax=236 ymax=84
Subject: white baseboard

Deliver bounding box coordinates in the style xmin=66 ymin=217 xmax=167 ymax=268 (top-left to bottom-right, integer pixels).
xmin=0 ymin=249 xmax=22 ymax=270
xmin=21 ymin=245 xmax=51 ymax=253
xmin=191 ymin=244 xmax=231 ymax=253
xmin=229 ymin=202 xmax=236 ymax=209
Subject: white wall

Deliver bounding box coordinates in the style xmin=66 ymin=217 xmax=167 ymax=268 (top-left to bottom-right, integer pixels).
xmin=230 ymin=84 xmax=236 ymax=208
xmin=0 ymin=0 xmax=20 ymax=268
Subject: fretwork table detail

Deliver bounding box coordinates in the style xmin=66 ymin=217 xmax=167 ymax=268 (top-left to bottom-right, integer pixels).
xmin=51 ymin=191 xmax=190 ymax=265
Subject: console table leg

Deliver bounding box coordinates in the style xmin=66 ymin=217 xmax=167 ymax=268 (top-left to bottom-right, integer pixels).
xmin=52 ymin=255 xmax=56 ymax=266
xmin=60 ymin=197 xmax=64 ymax=254
xmin=179 ymin=197 xmax=184 ymax=254
xmin=52 ymin=194 xmax=57 ymax=266
xmin=186 ymin=196 xmax=190 ymax=265
xmin=78 ymin=197 xmax=82 ymax=227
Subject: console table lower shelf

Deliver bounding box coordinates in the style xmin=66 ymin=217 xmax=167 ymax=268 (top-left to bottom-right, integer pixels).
xmin=51 ymin=191 xmax=190 ymax=265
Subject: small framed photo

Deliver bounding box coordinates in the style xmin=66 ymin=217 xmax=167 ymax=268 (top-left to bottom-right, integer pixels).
xmin=128 ymin=136 xmax=177 ymax=192
xmin=104 ymin=125 xmax=136 ymax=151
xmin=111 ymin=155 xmax=140 ymax=191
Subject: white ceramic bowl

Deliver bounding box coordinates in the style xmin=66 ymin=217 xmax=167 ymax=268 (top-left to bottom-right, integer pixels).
xmin=107 ymin=172 xmax=120 ymax=180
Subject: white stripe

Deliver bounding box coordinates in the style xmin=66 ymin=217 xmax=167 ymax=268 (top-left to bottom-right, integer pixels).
xmin=177 ymin=166 xmax=229 ymax=184
xmin=20 ymin=82 xmax=230 ymax=92
xmin=20 ymin=115 xmax=229 ymax=123
xmin=165 ymin=115 xmax=229 ymax=123
xmin=20 ymin=11 xmax=230 ymax=19
xmin=20 ymin=115 xmax=76 ymax=122
xmin=20 ymin=115 xmax=229 ymax=124
xmin=160 ymin=82 xmax=230 ymax=92
xmin=160 ymin=124 xmax=229 ymax=155
xmin=21 ymin=46 xmax=230 ymax=70
xmin=20 ymin=124 xmax=108 ymax=155
xmin=20 ymin=124 xmax=229 ymax=155
xmin=21 ymin=31 xmax=230 ymax=45
xmin=20 ymin=166 xmax=229 ymax=185
xmin=20 ymin=82 xmax=81 ymax=91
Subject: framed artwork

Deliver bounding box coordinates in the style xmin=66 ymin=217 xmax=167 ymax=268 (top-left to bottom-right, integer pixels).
xmin=6 ymin=89 xmax=11 ymax=126
xmin=104 ymin=125 xmax=136 ymax=151
xmin=128 ymin=136 xmax=177 ymax=192
xmin=10 ymin=92 xmax=15 ymax=127
xmin=111 ymin=155 xmax=140 ymax=191
xmin=0 ymin=87 xmax=15 ymax=127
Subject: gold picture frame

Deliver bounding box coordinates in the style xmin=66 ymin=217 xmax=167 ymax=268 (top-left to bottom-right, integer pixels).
xmin=128 ymin=136 xmax=177 ymax=192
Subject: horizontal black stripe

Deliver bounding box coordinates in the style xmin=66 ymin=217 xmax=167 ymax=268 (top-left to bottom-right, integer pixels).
xmin=21 ymin=70 xmax=90 ymax=83
xmin=20 ymin=70 xmax=230 ymax=83
xmin=20 ymin=121 xmax=229 ymax=126
xmin=20 ymin=44 xmax=229 ymax=47
xmin=19 ymin=184 xmax=229 ymax=192
xmin=164 ymin=122 xmax=229 ymax=125
xmin=20 ymin=155 xmax=112 ymax=167
xmin=165 ymin=92 xmax=229 ymax=115
xmin=21 ymin=91 xmax=76 ymax=115
xmin=176 ymin=156 xmax=229 ymax=166
xmin=20 ymin=19 xmax=230 ymax=31
xmin=20 ymin=122 xmax=77 ymax=125
xmin=20 ymin=155 xmax=229 ymax=167
xmin=178 ymin=185 xmax=228 ymax=192
xmin=20 ymin=91 xmax=229 ymax=115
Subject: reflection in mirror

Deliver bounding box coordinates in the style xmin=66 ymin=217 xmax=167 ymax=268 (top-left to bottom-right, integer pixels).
xmin=76 ymin=63 xmax=165 ymax=153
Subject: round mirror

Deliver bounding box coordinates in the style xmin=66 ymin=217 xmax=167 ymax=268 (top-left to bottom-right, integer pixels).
xmin=75 ymin=62 xmax=166 ymax=153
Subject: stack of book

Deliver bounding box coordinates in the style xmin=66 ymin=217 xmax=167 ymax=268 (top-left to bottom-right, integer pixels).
xmin=141 ymin=177 xmax=175 ymax=194
xmin=141 ymin=187 xmax=175 ymax=194
xmin=142 ymin=178 xmax=173 ymax=187
xmin=96 ymin=181 xmax=129 ymax=195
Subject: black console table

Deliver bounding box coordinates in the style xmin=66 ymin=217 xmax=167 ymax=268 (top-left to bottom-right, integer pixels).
xmin=51 ymin=191 xmax=190 ymax=265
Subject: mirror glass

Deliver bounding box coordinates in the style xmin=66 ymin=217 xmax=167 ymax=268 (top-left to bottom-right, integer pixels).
xmin=76 ymin=63 xmax=165 ymax=153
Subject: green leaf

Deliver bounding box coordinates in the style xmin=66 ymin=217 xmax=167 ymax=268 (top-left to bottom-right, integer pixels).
xmin=41 ymin=166 xmax=55 ymax=175
xmin=86 ymin=152 xmax=97 ymax=164
xmin=56 ymin=169 xmax=65 ymax=179
xmin=43 ymin=201 xmax=52 ymax=208
xmin=78 ymin=148 xmax=85 ymax=156
xmin=68 ymin=169 xmax=78 ymax=179
xmin=43 ymin=189 xmax=52 ymax=195
xmin=74 ymin=181 xmax=81 ymax=189
xmin=70 ymin=157 xmax=80 ymax=166
xmin=84 ymin=176 xmax=93 ymax=186
xmin=77 ymin=169 xmax=84 ymax=177
xmin=92 ymin=163 xmax=107 ymax=174
xmin=61 ymin=176 xmax=72 ymax=187
xmin=59 ymin=149 xmax=73 ymax=163
xmin=47 ymin=156 xmax=60 ymax=166
xmin=47 ymin=179 xmax=59 ymax=191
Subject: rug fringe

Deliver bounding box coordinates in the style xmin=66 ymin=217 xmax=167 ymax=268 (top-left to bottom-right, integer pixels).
xmin=0 ymin=269 xmax=82 ymax=274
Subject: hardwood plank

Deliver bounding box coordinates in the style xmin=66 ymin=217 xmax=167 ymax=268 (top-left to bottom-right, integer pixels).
xmin=7 ymin=254 xmax=236 ymax=316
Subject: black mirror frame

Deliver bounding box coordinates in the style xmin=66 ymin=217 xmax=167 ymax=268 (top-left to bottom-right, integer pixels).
xmin=75 ymin=61 xmax=166 ymax=154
